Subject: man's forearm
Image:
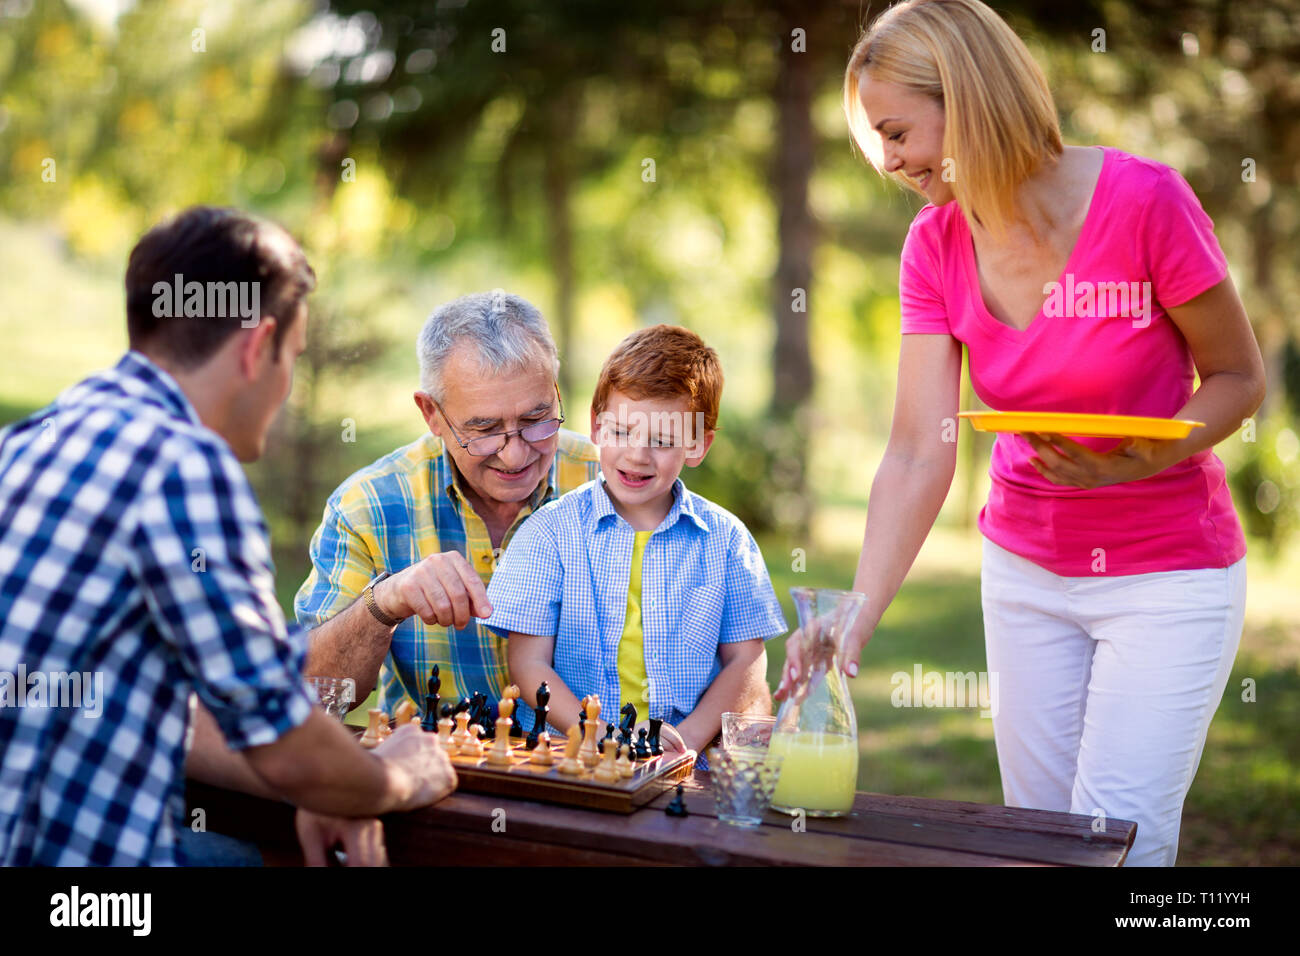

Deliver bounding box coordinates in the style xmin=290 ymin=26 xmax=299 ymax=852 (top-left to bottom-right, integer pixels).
xmin=186 ymin=700 xmax=396 ymax=813
xmin=304 ymin=598 xmax=396 ymax=704
xmin=185 ymin=699 xmax=282 ymax=800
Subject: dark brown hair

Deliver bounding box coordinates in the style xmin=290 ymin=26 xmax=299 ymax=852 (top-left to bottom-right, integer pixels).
xmin=125 ymin=206 xmax=316 ymax=367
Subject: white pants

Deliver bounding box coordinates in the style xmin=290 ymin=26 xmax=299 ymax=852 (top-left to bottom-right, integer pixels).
xmin=980 ymin=537 xmax=1246 ymax=867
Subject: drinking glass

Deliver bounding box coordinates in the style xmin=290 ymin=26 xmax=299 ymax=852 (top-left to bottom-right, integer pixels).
xmin=305 ymin=676 xmax=355 ymax=721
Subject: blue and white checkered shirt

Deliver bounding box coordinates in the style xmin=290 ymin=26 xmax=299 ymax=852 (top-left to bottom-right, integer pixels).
xmin=0 ymin=351 xmax=315 ymax=866
xmin=484 ymin=476 xmax=787 ymax=761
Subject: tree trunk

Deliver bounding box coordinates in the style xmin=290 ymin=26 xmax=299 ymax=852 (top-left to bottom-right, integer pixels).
xmin=544 ymin=95 xmax=577 ymax=400
xmin=769 ymin=7 xmax=817 ymax=531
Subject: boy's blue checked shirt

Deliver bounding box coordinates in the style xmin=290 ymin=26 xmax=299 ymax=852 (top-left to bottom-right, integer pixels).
xmin=484 ymin=476 xmax=788 ymax=762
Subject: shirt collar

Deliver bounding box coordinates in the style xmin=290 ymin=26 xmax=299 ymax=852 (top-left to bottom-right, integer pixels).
xmin=116 ymin=350 xmax=204 ymax=427
xmin=590 ymin=474 xmax=709 ymax=535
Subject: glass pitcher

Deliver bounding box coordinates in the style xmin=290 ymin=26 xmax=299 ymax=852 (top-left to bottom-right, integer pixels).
xmin=770 ymin=587 xmax=867 ymax=817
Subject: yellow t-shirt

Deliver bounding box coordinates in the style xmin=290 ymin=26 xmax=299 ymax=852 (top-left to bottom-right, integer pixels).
xmin=617 ymin=531 xmax=653 ymax=717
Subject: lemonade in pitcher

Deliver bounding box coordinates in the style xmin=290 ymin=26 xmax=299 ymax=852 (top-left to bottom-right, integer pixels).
xmin=768 ymin=731 xmax=858 ymax=815
xmin=769 ymin=587 xmax=866 ymax=818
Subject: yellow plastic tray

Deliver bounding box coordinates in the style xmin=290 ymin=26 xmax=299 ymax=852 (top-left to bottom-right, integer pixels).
xmin=958 ymin=411 xmax=1204 ymax=440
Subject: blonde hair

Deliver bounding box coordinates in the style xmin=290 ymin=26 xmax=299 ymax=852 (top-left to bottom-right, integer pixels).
xmin=844 ymin=0 xmax=1063 ymax=239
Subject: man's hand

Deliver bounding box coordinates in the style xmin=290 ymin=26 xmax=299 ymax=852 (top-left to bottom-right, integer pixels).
xmin=295 ymin=810 xmax=388 ymax=867
xmin=1021 ymin=433 xmax=1179 ymax=489
xmin=374 ymin=723 xmax=458 ymax=811
xmin=374 ymin=551 xmax=493 ymax=629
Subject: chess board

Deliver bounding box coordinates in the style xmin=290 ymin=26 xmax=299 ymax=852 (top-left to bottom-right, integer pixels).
xmin=446 ymin=734 xmax=696 ymax=814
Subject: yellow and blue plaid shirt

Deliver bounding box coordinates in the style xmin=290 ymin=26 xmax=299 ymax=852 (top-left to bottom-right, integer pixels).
xmin=294 ymin=429 xmax=599 ymax=714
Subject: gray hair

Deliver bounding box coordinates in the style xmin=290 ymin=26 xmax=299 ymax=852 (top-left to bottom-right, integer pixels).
xmin=416 ymin=289 xmax=560 ymax=402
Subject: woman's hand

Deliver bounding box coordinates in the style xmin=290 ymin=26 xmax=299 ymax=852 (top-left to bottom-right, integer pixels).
xmin=1021 ymin=433 xmax=1180 ymax=489
xmin=773 ymin=619 xmax=876 ymax=701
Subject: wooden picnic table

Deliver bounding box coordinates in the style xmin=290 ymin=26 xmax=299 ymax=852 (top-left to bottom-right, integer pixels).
xmin=186 ymin=769 xmax=1135 ymax=866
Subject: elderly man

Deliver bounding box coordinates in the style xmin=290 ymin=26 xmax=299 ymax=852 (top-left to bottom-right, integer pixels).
xmin=296 ymin=292 xmax=596 ymax=715
xmin=296 ymin=292 xmax=772 ymax=730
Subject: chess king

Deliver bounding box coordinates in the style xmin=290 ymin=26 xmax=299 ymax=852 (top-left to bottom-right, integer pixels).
xmin=295 ymin=292 xmax=599 ymax=717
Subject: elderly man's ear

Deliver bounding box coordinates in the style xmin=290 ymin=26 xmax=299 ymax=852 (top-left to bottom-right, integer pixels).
xmin=414 ymin=391 xmax=442 ymax=437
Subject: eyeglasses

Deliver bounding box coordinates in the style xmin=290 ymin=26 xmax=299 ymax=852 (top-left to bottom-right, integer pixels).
xmin=433 ymin=384 xmax=565 ymax=457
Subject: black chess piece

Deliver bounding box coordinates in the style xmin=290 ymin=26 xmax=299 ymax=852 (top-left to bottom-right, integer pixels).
xmin=635 ymin=727 xmax=651 ymax=760
xmin=453 ymin=696 xmax=471 ymax=731
xmin=526 ymin=681 xmax=550 ymax=750
xmin=648 ymin=718 xmax=663 ymax=757
xmin=428 ymin=664 xmax=441 ymax=697
xmin=421 ymin=694 xmax=439 ymax=732
xmin=665 ymin=784 xmax=688 ymax=817
xmin=605 ymin=722 xmax=615 ymax=743
xmin=468 ymin=691 xmax=492 ymax=739
xmin=618 ymin=702 xmax=637 ymax=747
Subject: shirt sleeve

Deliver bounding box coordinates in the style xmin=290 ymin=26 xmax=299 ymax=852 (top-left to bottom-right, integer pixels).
xmin=899 ymin=208 xmax=951 ymax=334
xmin=483 ymin=505 xmax=563 ymax=638
xmin=294 ymin=497 xmax=376 ymax=629
xmin=132 ymin=440 xmax=314 ymax=751
xmin=1140 ymin=164 xmax=1230 ymax=309
xmin=720 ymin=523 xmax=789 ymax=643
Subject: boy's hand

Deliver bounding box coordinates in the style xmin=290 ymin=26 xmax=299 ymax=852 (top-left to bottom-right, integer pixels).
xmin=635 ymin=720 xmax=689 ymax=755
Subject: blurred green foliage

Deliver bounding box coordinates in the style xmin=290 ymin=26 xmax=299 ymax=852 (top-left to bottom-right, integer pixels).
xmin=0 ymin=0 xmax=1297 ymax=866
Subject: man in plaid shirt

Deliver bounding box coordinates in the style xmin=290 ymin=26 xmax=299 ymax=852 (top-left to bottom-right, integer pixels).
xmin=296 ymin=292 xmax=601 ymax=718
xmin=0 ymin=207 xmax=455 ymax=866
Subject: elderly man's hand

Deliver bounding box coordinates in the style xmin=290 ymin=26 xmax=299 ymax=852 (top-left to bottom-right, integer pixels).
xmin=374 ymin=551 xmax=493 ymax=629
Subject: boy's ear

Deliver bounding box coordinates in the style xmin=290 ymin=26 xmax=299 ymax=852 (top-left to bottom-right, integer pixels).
xmin=589 ymin=406 xmax=602 ymax=446
xmin=683 ymin=429 xmax=715 ymax=467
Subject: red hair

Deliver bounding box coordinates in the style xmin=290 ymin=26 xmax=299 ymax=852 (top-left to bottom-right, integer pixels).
xmin=592 ymin=324 xmax=723 ymax=433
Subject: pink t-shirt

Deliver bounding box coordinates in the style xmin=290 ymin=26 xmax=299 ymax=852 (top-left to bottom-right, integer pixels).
xmin=899 ymin=146 xmax=1246 ymax=575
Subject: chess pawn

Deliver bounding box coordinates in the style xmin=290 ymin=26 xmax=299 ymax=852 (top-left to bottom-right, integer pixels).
xmin=529 ymin=731 xmax=554 ymax=766
xmin=594 ymin=738 xmax=620 ymax=783
xmin=635 ymin=727 xmax=651 ymax=761
xmin=460 ymin=725 xmax=484 ymax=758
xmin=487 ymin=697 xmax=515 ymax=766
xmin=616 ymin=743 xmax=636 ymax=778
xmin=451 ymin=711 xmax=472 ymax=750
xmin=360 ymin=708 xmax=385 ymax=749
xmin=437 ymin=715 xmax=458 ymax=755
xmin=557 ymin=724 xmax=584 ymax=776
xmin=378 ymin=712 xmax=393 ymax=739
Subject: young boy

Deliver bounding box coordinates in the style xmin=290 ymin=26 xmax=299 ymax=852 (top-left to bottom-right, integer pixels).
xmin=484 ymin=324 xmax=787 ymax=766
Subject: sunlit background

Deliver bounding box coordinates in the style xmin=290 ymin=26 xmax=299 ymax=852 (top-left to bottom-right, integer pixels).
xmin=2 ymin=0 xmax=1297 ymax=864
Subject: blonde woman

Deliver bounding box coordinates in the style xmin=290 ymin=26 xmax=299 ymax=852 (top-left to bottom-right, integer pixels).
xmin=775 ymin=0 xmax=1265 ymax=866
